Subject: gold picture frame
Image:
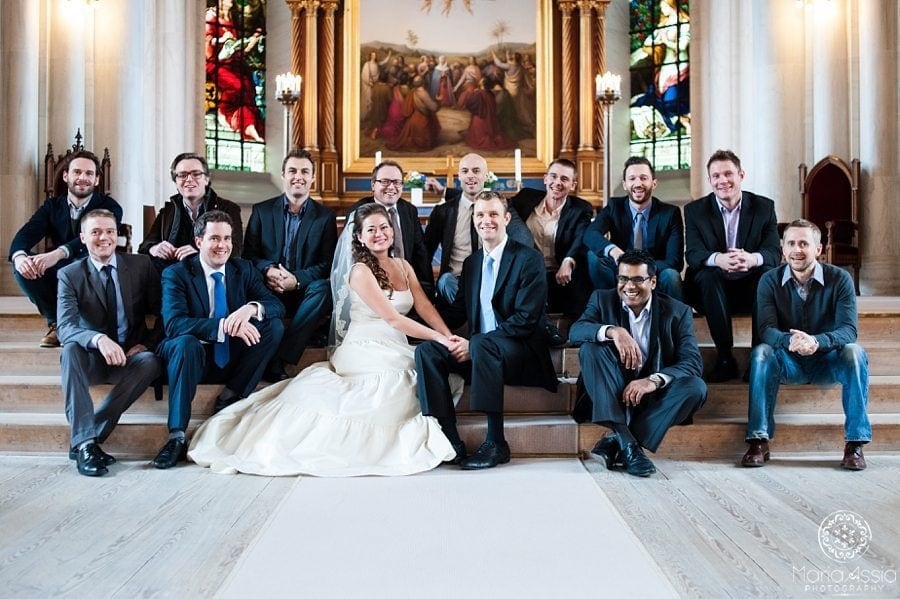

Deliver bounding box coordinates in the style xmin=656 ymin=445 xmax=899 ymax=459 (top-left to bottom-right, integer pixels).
xmin=342 ymin=0 xmax=554 ymax=176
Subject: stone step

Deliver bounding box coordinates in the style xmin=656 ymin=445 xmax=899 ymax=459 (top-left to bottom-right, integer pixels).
xmin=0 ymin=375 xmax=575 ymax=416
xmin=0 ymin=412 xmax=578 ymax=459
xmin=578 ymin=413 xmax=900 ymax=459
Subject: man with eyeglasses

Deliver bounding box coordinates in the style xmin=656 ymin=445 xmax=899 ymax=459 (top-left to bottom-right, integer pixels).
xmin=139 ymin=152 xmax=243 ymax=274
xmin=348 ymin=160 xmax=434 ymax=298
xmin=584 ymin=156 xmax=684 ymax=301
xmin=9 ymin=150 xmax=123 ymax=348
xmin=570 ymin=250 xmax=707 ymax=478
xmin=243 ymin=149 xmax=337 ymax=382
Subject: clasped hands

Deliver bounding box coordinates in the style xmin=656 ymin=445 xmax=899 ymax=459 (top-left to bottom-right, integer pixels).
xmin=13 ymin=249 xmax=65 ymax=280
xmin=149 ymin=241 xmax=197 ymax=261
xmin=265 ymin=264 xmax=298 ymax=294
xmin=608 ymin=326 xmax=657 ymax=407
xmin=440 ymin=334 xmax=470 ymax=362
xmin=714 ymin=248 xmax=757 ymax=274
xmin=788 ymin=328 xmax=818 ymax=356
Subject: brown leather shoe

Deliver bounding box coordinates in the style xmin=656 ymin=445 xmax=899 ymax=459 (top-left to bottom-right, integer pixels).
xmin=840 ymin=442 xmax=867 ymax=471
xmin=40 ymin=324 xmax=60 ymax=348
xmin=740 ymin=439 xmax=770 ymax=467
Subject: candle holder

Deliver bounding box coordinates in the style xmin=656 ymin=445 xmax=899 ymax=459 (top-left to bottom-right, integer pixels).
xmin=276 ymin=73 xmax=302 ymax=155
xmin=596 ymin=72 xmax=622 ymax=204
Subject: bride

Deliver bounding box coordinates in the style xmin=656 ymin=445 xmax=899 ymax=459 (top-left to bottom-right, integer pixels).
xmin=188 ymin=203 xmax=459 ymax=476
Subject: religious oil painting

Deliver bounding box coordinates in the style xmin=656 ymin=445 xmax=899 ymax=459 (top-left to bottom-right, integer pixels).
xmin=629 ymin=0 xmax=690 ymax=171
xmin=347 ymin=0 xmax=551 ymax=173
xmin=205 ymin=0 xmax=267 ymax=172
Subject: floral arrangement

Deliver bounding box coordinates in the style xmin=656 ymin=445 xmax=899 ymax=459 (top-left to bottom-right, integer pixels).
xmin=404 ymin=171 xmax=426 ymax=189
xmin=483 ymin=171 xmax=499 ymax=190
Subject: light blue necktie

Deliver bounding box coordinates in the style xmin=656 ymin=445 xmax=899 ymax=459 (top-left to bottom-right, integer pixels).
xmin=633 ymin=211 xmax=645 ymax=250
xmin=479 ymin=255 xmax=496 ymax=334
xmin=211 ymin=272 xmax=229 ymax=368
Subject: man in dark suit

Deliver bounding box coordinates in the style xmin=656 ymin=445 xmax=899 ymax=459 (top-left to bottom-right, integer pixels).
xmin=415 ymin=191 xmax=557 ymax=470
xmin=424 ymin=152 xmax=534 ymax=305
xmin=684 ymin=149 xmax=781 ymax=382
xmin=153 ymin=210 xmax=285 ymax=469
xmin=243 ymin=149 xmax=337 ymax=381
xmin=584 ymin=156 xmax=684 ymax=301
xmin=510 ymin=157 xmax=594 ymax=319
xmin=9 ymin=151 xmax=122 ymax=348
xmin=57 ymin=209 xmax=162 ymax=476
xmin=347 ymin=160 xmax=433 ymax=298
xmin=139 ymin=152 xmax=244 ymax=273
xmin=570 ymin=250 xmax=707 ymax=477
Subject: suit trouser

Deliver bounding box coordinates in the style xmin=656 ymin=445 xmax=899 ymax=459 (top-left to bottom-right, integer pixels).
xmin=14 ymin=267 xmax=63 ymax=325
xmin=578 ymin=343 xmax=707 ymax=452
xmin=415 ymin=332 xmax=546 ymax=417
xmin=690 ymin=267 xmax=769 ymax=354
xmin=61 ymin=344 xmax=162 ymax=447
xmin=278 ymin=278 xmax=332 ymax=364
xmin=157 ymin=318 xmax=284 ymax=431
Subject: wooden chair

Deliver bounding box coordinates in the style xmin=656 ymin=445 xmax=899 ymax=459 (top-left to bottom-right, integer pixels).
xmin=799 ymin=156 xmax=861 ymax=294
xmin=44 ymin=130 xmax=132 ymax=253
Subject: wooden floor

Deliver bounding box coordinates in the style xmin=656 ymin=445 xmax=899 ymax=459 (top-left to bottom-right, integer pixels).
xmin=1 ymin=455 xmax=897 ymax=598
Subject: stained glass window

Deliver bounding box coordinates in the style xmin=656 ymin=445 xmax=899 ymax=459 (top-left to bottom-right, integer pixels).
xmin=629 ymin=0 xmax=690 ymax=171
xmin=204 ymin=0 xmax=267 ymax=172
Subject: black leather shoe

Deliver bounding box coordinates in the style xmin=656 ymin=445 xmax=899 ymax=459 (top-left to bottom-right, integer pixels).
xmin=75 ymin=443 xmax=108 ymax=477
xmin=263 ymin=363 xmax=289 ymax=383
xmin=741 ymin=439 xmax=770 ymax=467
xmin=545 ymin=323 xmax=567 ymax=348
xmin=213 ymin=394 xmax=240 ymax=414
xmin=706 ymin=357 xmax=738 ymax=383
xmin=591 ymin=435 xmax=622 ymax=470
xmin=460 ymin=441 xmax=511 ymax=470
xmin=443 ymin=441 xmax=467 ymax=465
xmin=841 ymin=442 xmax=867 ymax=471
xmin=69 ymin=444 xmax=116 ymax=466
xmin=620 ymin=443 xmax=656 ymax=477
xmin=152 ymin=438 xmax=187 ymax=469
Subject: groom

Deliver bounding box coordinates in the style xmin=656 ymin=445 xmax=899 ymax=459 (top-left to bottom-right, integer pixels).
xmin=415 ymin=191 xmax=557 ymax=469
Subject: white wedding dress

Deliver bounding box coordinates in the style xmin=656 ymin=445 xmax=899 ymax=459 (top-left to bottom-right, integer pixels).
xmin=188 ymin=278 xmax=457 ymax=476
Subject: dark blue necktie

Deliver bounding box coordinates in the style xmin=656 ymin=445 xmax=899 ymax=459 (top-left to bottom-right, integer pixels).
xmin=102 ymin=265 xmax=119 ymax=343
xmin=211 ymin=272 xmax=229 ymax=368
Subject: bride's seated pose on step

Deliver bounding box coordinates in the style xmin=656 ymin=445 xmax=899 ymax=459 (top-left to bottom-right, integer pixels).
xmin=189 ymin=203 xmax=460 ymax=476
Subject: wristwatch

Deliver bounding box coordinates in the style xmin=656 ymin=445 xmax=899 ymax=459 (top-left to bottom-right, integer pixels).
xmin=649 ymin=374 xmax=664 ymax=390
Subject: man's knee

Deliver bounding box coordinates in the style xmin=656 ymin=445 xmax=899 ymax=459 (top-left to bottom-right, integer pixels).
xmin=129 ymin=351 xmax=162 ymax=379
xmin=469 ymin=334 xmax=501 ymax=361
xmin=437 ymin=273 xmax=459 ymax=303
xmin=61 ymin=343 xmax=90 ymax=369
xmin=656 ymin=268 xmax=683 ymax=298
xmin=839 ymin=343 xmax=868 ymax=369
xmin=750 ymin=343 xmax=776 ymax=364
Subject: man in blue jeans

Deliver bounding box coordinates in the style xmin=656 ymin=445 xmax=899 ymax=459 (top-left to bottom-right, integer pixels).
xmin=742 ymin=219 xmax=871 ymax=470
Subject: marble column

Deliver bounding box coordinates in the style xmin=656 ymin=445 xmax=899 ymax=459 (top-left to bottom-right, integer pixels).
xmin=0 ymin=0 xmax=40 ymax=294
xmin=856 ymin=0 xmax=899 ymax=294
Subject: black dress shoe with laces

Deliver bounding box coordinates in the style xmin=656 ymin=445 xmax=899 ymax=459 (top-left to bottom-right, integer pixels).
xmin=619 ymin=443 xmax=656 ymax=477
xmin=460 ymin=441 xmax=511 ymax=470
xmin=706 ymin=356 xmax=739 ymax=383
xmin=263 ymin=362 xmax=290 ymax=383
xmin=152 ymin=438 xmax=187 ymax=469
xmin=75 ymin=443 xmax=109 ymax=477
xmin=590 ymin=435 xmax=622 ymax=470
xmin=443 ymin=441 xmax=467 ymax=465
xmin=69 ymin=445 xmax=116 ymax=466
xmin=213 ymin=393 xmax=240 ymax=414
xmin=545 ymin=323 xmax=567 ymax=348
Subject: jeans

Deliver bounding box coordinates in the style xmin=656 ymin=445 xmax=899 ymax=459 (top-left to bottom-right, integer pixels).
xmin=745 ymin=343 xmax=871 ymax=442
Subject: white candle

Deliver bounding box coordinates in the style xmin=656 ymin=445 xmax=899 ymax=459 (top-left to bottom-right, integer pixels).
xmin=375 ymin=151 xmax=382 ymax=166
xmin=514 ymin=149 xmax=522 ymax=182
xmin=277 ymin=73 xmax=302 ymax=97
xmin=595 ymin=74 xmax=602 ymax=98
xmin=596 ymin=71 xmax=621 ymax=97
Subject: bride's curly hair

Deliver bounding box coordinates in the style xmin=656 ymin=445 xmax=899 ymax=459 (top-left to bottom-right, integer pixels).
xmin=351 ymin=203 xmax=394 ymax=296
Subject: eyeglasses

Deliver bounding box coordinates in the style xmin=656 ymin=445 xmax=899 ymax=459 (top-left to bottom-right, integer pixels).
xmin=616 ymin=275 xmax=653 ymax=285
xmin=175 ymin=170 xmax=207 ymax=181
xmin=375 ymin=179 xmax=403 ymax=188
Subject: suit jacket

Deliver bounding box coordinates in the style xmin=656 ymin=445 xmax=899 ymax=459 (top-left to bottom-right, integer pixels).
xmin=509 ymin=187 xmax=595 ymax=268
xmin=138 ymin=188 xmax=244 ymax=257
xmin=442 ymin=237 xmax=557 ymax=389
xmin=160 ymin=255 xmax=285 ymax=342
xmin=57 ymin=253 xmax=162 ymax=351
xmin=684 ymin=191 xmax=780 ymax=272
xmin=8 ymin=192 xmax=123 ymax=261
xmin=242 ymin=195 xmax=337 ymax=291
xmin=349 ymin=196 xmax=433 ymax=297
xmin=424 ymin=188 xmax=535 ymax=276
xmin=584 ymin=196 xmax=684 ymax=273
xmin=569 ymin=289 xmax=703 ymax=381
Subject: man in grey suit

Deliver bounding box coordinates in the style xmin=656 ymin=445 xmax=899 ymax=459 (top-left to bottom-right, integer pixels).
xmin=57 ymin=209 xmax=162 ymax=476
xmin=570 ymin=250 xmax=707 ymax=477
